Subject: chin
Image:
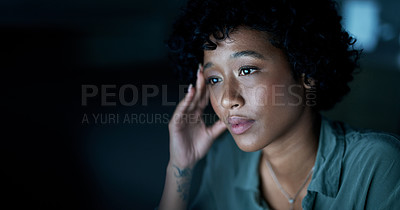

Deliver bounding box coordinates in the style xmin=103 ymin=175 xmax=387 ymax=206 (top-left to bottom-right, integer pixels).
xmin=231 ymin=134 xmax=265 ymax=152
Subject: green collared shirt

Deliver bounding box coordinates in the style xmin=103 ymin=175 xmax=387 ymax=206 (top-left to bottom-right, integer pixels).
xmin=189 ymin=117 xmax=400 ymax=209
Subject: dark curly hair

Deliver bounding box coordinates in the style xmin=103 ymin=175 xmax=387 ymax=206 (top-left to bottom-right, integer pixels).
xmin=167 ymin=0 xmax=361 ymax=111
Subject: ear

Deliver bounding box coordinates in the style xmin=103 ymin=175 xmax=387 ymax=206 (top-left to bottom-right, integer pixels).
xmin=301 ymin=73 xmax=316 ymax=90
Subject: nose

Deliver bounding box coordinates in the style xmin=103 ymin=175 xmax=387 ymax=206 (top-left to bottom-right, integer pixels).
xmin=221 ymin=84 xmax=245 ymax=110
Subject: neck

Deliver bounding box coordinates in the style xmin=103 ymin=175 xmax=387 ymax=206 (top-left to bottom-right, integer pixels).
xmin=261 ymin=110 xmax=320 ymax=183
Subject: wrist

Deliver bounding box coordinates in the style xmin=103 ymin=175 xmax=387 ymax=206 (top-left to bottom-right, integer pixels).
xmin=167 ymin=161 xmax=194 ymax=176
xmin=168 ymin=158 xmax=196 ymax=170
xmin=166 ymin=162 xmax=194 ymax=203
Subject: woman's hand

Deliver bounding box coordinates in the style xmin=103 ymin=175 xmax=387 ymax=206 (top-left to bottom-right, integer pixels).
xmin=159 ymin=65 xmax=226 ymax=210
xmin=168 ymin=64 xmax=227 ymax=169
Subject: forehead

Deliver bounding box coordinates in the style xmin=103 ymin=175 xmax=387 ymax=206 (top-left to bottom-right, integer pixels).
xmin=203 ymin=27 xmax=278 ymax=60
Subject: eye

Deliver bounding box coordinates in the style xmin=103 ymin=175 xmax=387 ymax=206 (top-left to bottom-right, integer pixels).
xmin=239 ymin=67 xmax=258 ymax=76
xmin=206 ymin=77 xmax=222 ymax=85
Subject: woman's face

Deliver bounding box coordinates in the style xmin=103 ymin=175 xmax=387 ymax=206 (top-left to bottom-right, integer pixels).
xmin=203 ymin=27 xmax=309 ymax=152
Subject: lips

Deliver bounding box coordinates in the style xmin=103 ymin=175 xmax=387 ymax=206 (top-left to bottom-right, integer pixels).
xmin=227 ymin=116 xmax=255 ymax=135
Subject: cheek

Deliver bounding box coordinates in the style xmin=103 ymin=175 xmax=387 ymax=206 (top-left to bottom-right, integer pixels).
xmin=247 ymin=83 xmax=277 ymax=107
xmin=287 ymin=84 xmax=305 ymax=106
xmin=272 ymin=85 xmax=296 ymax=106
xmin=248 ymin=83 xmax=304 ymax=108
xmin=249 ymin=85 xmax=269 ymax=106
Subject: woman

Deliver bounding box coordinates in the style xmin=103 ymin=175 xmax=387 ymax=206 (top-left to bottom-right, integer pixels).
xmin=159 ymin=0 xmax=400 ymax=209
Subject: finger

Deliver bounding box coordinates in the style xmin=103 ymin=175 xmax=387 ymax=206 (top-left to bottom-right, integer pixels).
xmin=198 ymin=83 xmax=210 ymax=110
xmin=173 ymin=84 xmax=195 ymax=116
xmin=206 ymin=120 xmax=227 ymax=140
xmin=190 ymin=65 xmax=207 ymax=111
xmin=197 ymin=65 xmax=207 ymax=100
xmin=170 ymin=84 xmax=196 ymax=126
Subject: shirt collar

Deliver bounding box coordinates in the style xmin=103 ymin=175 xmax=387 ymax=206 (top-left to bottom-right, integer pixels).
xmin=307 ymin=116 xmax=345 ymax=197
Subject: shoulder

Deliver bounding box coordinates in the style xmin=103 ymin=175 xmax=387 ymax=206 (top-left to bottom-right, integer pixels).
xmin=322 ymin=118 xmax=400 ymax=208
xmin=340 ymin=124 xmax=400 ymax=185
xmin=321 ymin=117 xmax=400 ymax=160
xmin=341 ymin=128 xmax=400 ymax=209
xmin=341 ymin=123 xmax=400 ymax=162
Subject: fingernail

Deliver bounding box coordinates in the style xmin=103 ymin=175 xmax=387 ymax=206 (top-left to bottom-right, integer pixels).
xmin=188 ymin=84 xmax=193 ymax=93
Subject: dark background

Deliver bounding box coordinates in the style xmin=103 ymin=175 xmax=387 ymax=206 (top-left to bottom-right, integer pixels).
xmin=2 ymin=0 xmax=399 ymax=209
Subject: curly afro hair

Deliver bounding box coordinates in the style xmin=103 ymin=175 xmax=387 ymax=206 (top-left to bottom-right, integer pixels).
xmin=167 ymin=0 xmax=361 ymax=111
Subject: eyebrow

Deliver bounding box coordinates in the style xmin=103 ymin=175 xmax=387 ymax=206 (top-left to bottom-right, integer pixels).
xmin=203 ymin=50 xmax=266 ymax=72
xmin=203 ymin=62 xmax=214 ymax=71
xmin=231 ymin=50 xmax=266 ymax=60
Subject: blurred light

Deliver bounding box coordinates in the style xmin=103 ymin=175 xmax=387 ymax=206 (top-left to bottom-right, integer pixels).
xmin=380 ymin=23 xmax=395 ymax=41
xmin=343 ymin=0 xmax=380 ymax=52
